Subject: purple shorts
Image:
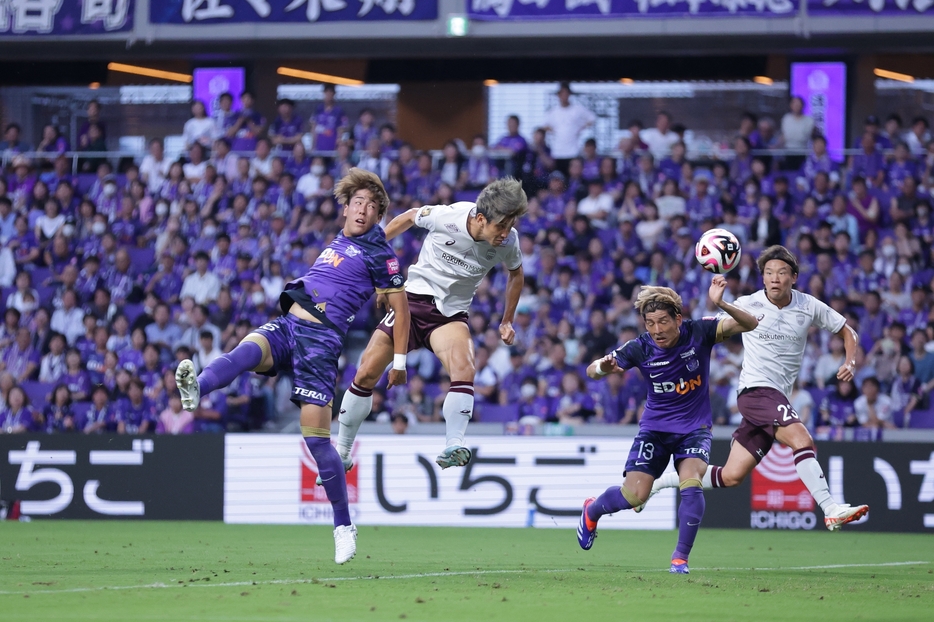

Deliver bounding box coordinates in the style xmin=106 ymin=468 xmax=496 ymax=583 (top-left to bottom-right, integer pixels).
xmin=624 ymin=427 xmax=712 ymax=480
xmin=733 ymin=386 xmax=802 ymax=462
xmin=251 ymin=314 xmax=342 ymax=407
xmin=376 ymin=292 xmax=468 ymax=353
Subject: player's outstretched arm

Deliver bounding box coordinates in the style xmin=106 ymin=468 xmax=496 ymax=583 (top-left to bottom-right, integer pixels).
xmin=386 ymin=290 xmax=410 ymax=388
xmin=708 ymin=275 xmax=758 ymax=341
xmin=499 ymin=265 xmax=523 ymax=345
xmin=835 ymin=323 xmax=859 ymax=382
xmin=383 ymin=207 xmax=419 ymax=241
xmin=586 ymin=353 xmax=622 ymax=380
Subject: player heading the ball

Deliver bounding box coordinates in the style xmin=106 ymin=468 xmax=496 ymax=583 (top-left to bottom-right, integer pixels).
xmin=579 ymin=279 xmax=758 ymax=574
xmin=648 ymin=245 xmax=869 ymax=531
xmin=176 ymin=169 xmax=410 ymax=565
xmin=335 ymin=178 xmax=528 ymax=473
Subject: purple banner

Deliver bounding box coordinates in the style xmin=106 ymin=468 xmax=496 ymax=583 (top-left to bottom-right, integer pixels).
xmin=150 ymin=0 xmax=437 ymax=23
xmin=194 ymin=68 xmax=245 ymax=115
xmin=809 ymin=0 xmax=934 ymax=15
xmin=791 ymin=62 xmax=847 ymax=162
xmin=0 ymin=0 xmax=134 ymax=35
xmin=468 ymin=0 xmax=797 ymax=20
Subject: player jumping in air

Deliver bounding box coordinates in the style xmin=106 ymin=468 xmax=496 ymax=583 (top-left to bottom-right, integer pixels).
xmin=335 ymin=177 xmax=527 ymax=471
xmin=176 ymin=169 xmax=410 ymax=564
xmin=648 ymin=245 xmax=869 ymax=530
xmin=579 ymin=281 xmax=758 ymax=574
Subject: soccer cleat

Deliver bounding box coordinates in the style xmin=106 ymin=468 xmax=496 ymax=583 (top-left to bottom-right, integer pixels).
xmin=436 ymin=446 xmax=472 ymax=469
xmin=669 ymin=559 xmax=690 ymax=574
xmin=577 ymin=497 xmax=598 ymax=550
xmin=316 ymin=455 xmax=354 ymax=486
xmin=333 ymin=524 xmax=357 ymax=564
xmin=824 ymin=503 xmax=869 ymax=531
xmin=175 ymin=359 xmax=200 ymax=412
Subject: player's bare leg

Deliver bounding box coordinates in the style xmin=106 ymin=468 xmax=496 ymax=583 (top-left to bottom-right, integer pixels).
xmin=334 ymin=330 xmax=394 ymax=465
xmin=301 ymin=401 xmax=356 ymax=564
xmin=775 ymin=422 xmax=869 ymax=530
xmin=670 ymin=457 xmax=708 ymax=574
xmin=579 ymin=471 xmax=653 ymax=550
xmin=429 ymin=322 xmax=476 ymax=468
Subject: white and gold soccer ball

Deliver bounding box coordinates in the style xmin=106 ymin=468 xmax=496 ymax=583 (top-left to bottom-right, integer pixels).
xmin=695 ymin=228 xmax=741 ymax=274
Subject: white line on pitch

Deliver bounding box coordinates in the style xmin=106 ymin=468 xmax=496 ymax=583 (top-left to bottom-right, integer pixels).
xmin=1 ymin=561 xmax=929 ymax=596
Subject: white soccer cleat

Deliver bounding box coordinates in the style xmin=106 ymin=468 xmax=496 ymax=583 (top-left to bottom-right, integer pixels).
xmin=175 ymin=359 xmax=200 ymax=412
xmin=824 ymin=503 xmax=869 ymax=531
xmin=334 ymin=524 xmax=357 ymax=564
xmin=316 ymin=455 xmax=354 ymax=486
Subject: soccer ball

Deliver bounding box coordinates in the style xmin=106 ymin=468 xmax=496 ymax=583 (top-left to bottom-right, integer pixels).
xmin=695 ymin=228 xmax=741 ymax=274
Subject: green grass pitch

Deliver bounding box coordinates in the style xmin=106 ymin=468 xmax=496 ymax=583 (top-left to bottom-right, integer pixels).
xmin=1 ymin=522 xmax=932 ymax=621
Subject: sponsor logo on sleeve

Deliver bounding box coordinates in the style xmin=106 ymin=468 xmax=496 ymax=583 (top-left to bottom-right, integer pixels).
xmin=386 ymin=258 xmax=400 ymax=275
xmin=390 ymin=275 xmax=404 ymax=287
xmin=419 ymin=207 xmax=432 ymax=218
xmin=444 ymin=223 xmax=459 ymax=233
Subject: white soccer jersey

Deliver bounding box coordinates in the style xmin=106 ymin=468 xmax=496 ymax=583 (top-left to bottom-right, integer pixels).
xmin=733 ymin=289 xmax=847 ymax=398
xmin=404 ymin=202 xmax=522 ymax=317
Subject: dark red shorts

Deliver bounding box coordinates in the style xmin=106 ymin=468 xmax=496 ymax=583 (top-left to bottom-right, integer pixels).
xmin=733 ymin=386 xmax=802 ymax=462
xmin=376 ymin=292 xmax=468 ymax=353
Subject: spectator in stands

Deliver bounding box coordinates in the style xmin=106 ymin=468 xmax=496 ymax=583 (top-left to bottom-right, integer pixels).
xmin=891 ymin=355 xmax=923 ymax=426
xmin=906 ymin=116 xmax=931 ymax=156
xmin=180 ymin=251 xmax=221 ymax=305
xmin=249 ymin=138 xmax=273 ymax=180
xmin=854 ymin=376 xmax=895 ymax=430
xmin=183 ymin=143 xmax=208 ymax=183
xmin=640 ymin=110 xmax=679 ymax=161
xmin=116 ymin=378 xmax=155 ymax=435
xmin=231 ymin=91 xmax=265 ymax=152
xmin=81 ymin=385 xmax=114 ymax=434
xmin=157 ymin=394 xmax=194 ymax=435
xmin=2 ymin=327 xmax=39 ymax=383
xmin=311 ymin=84 xmax=347 ymax=152
xmin=352 ymin=108 xmax=377 ymax=149
xmin=269 ymin=98 xmax=305 ymax=151
xmin=0 ymin=123 xmax=31 ymax=155
xmin=36 ymin=124 xmax=69 ymax=157
xmin=0 ymin=386 xmax=38 ymax=433
xmin=543 ymin=82 xmax=595 ymax=175
xmin=183 ymin=100 xmax=216 ymax=151
xmin=43 ymin=384 xmax=75 ymax=433
xmin=38 ymin=332 xmax=67 ymax=384
xmin=50 ymin=289 xmax=85 ymax=345
xmin=781 ymin=96 xmax=814 ymax=156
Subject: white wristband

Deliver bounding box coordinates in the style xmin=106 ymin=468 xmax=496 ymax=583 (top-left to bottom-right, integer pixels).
xmin=594 ymin=363 xmax=607 ymax=377
xmin=393 ymin=354 xmax=407 ymax=371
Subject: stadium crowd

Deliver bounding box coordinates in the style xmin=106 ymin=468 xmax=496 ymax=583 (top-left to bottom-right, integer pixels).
xmin=2 ymin=86 xmax=934 ymax=437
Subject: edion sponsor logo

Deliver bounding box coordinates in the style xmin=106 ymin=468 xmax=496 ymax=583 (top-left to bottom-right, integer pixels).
xmin=652 ymin=375 xmax=702 ymax=395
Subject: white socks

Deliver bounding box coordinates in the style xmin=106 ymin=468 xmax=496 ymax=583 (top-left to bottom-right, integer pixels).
xmin=336 ymin=382 xmax=372 ymax=458
xmin=443 ymin=382 xmax=474 ymax=447
xmin=793 ymin=447 xmax=836 ymax=513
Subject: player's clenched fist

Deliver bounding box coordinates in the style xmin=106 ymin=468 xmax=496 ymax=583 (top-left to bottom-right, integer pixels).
xmin=387 ymin=368 xmax=407 ymax=388
xmin=708 ymin=275 xmax=727 ymax=305
xmin=499 ymin=321 xmax=516 ymax=345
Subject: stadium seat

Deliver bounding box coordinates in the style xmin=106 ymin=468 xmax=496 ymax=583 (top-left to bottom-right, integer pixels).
xmin=76 ymin=173 xmax=97 ymax=196
xmin=35 ymin=285 xmax=57 ymax=306
xmin=21 ymin=381 xmax=55 ymax=409
xmin=127 ymin=247 xmax=156 ymax=270
xmin=122 ymin=303 xmax=145 ymax=326
xmin=119 ymin=136 xmax=146 ymax=154
xmin=477 ymin=404 xmax=519 ymax=423
xmin=908 ymin=407 xmax=934 ymax=429
xmin=30 ymin=267 xmax=51 ymax=285
xmin=70 ymin=401 xmax=91 ymax=424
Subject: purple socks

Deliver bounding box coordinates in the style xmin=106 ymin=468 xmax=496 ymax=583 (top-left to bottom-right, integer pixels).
xmin=673 ymin=485 xmax=705 ymax=561
xmin=197 ymin=341 xmax=263 ymax=395
xmin=587 ymin=485 xmax=633 ymax=522
xmin=304 ymin=437 xmax=351 ymax=527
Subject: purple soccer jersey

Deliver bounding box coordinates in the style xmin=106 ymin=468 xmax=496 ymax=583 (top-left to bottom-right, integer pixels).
xmin=612 ymin=318 xmax=720 ymax=433
xmin=281 ymin=225 xmax=404 ymax=335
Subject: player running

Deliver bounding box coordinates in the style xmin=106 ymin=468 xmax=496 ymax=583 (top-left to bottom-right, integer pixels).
xmin=176 ymin=169 xmax=410 ymax=564
xmin=648 ymin=245 xmax=869 ymax=531
xmin=335 ymin=177 xmax=527 ymax=471
xmin=578 ymin=281 xmax=758 ymax=574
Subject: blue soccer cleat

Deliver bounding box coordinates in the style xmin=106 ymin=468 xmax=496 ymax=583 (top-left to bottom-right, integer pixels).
xmin=577 ymin=497 xmax=598 ymax=550
xmin=669 ymin=558 xmax=690 ymax=574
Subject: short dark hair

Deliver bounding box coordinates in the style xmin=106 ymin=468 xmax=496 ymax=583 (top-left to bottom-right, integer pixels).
xmin=757 ymin=245 xmax=799 ymax=275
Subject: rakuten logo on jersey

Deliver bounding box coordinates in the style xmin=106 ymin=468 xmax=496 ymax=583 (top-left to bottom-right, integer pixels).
xmin=652 ymin=375 xmax=703 ymax=395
